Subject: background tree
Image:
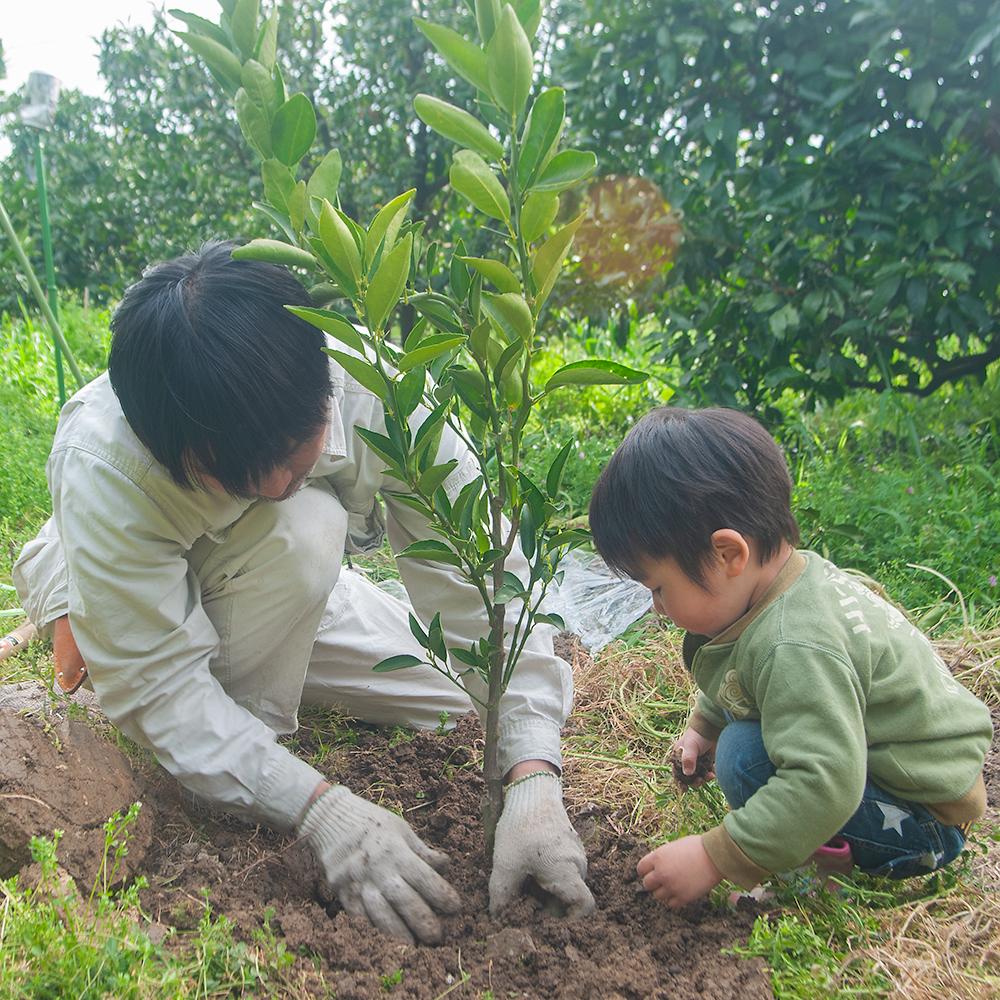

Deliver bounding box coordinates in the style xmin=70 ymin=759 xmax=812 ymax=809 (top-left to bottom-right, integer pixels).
xmin=553 ymin=0 xmax=1000 ymax=410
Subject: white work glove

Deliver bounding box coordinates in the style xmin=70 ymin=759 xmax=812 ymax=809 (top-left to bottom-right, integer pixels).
xmin=298 ymin=785 xmax=461 ymax=944
xmin=488 ymin=772 xmax=596 ymax=917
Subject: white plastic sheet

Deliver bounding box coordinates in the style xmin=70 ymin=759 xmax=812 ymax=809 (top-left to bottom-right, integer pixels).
xmin=546 ymin=549 xmax=652 ymax=652
xmin=371 ymin=550 xmax=652 ymax=654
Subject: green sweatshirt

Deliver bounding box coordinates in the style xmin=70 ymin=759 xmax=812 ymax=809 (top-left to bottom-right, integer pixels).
xmin=686 ymin=551 xmax=992 ymax=889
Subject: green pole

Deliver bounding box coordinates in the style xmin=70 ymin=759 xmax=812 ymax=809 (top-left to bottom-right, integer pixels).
xmin=0 ymin=194 xmax=85 ymax=391
xmin=32 ymin=131 xmax=66 ymax=408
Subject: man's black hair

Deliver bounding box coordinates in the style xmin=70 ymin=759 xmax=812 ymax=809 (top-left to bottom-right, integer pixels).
xmin=589 ymin=406 xmax=800 ymax=587
xmin=108 ymin=240 xmax=332 ymax=497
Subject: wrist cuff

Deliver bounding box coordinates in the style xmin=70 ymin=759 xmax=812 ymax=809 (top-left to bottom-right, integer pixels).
xmin=503 ymin=770 xmax=561 ymax=798
xmin=701 ymin=823 xmax=770 ymax=889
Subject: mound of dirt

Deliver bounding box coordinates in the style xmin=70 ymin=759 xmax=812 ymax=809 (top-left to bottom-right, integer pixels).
xmin=0 ymin=703 xmax=769 ymax=998
xmin=0 ymin=706 xmax=153 ymax=883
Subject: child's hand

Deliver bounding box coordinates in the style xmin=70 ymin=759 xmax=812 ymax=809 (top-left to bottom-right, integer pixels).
xmin=637 ymin=835 xmax=723 ymax=909
xmin=673 ymin=727 xmax=716 ymax=789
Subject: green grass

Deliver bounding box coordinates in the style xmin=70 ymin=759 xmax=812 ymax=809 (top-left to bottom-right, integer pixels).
xmin=2 ymin=303 xmax=997 ymax=996
xmin=0 ymin=804 xmax=300 ymax=999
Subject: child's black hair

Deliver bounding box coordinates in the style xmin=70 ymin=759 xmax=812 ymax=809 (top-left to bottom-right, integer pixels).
xmin=589 ymin=406 xmax=800 ymax=587
xmin=108 ymin=240 xmax=332 ymax=498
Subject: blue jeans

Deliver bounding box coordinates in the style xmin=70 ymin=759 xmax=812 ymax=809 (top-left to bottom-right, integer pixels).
xmin=715 ymin=720 xmax=967 ymax=879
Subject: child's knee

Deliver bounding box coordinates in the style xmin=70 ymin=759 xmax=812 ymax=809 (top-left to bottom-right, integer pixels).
xmin=715 ymin=720 xmax=775 ymax=808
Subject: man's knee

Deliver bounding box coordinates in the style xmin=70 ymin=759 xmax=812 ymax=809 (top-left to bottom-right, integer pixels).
xmin=213 ymin=486 xmax=348 ymax=608
xmin=268 ymin=487 xmax=348 ymax=604
xmin=715 ymin=720 xmax=774 ymax=808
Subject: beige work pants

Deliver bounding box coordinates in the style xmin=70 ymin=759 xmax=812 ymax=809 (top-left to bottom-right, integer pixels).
xmin=188 ymin=483 xmax=474 ymax=736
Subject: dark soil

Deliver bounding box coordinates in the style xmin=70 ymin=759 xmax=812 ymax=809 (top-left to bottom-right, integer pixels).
xmin=672 ymin=748 xmax=715 ymax=788
xmin=0 ymin=699 xmax=770 ymax=999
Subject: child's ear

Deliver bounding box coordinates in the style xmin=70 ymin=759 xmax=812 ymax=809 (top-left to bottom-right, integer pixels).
xmin=710 ymin=529 xmax=751 ymax=577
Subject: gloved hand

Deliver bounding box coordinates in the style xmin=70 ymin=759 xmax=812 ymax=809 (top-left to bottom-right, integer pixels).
xmin=298 ymin=785 xmax=461 ymax=944
xmin=488 ymin=772 xmax=595 ymax=917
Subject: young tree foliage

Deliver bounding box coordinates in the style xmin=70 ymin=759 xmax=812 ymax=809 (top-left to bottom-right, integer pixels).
xmin=174 ymin=0 xmax=646 ymax=842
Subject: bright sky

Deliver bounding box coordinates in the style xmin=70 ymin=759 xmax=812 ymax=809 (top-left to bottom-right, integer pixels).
xmin=1 ymin=0 xmax=220 ymax=97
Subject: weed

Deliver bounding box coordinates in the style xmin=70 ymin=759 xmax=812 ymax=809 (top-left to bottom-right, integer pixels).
xmin=381 ymin=967 xmax=404 ymax=990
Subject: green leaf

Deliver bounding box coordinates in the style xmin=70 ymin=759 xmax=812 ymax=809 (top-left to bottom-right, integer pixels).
xmin=230 ymin=0 xmax=260 ymax=60
xmin=544 ymin=359 xmax=648 ymax=390
xmin=285 ymin=306 xmax=365 ymax=353
xmin=253 ymin=201 xmax=296 ymax=243
xmin=320 ymin=200 xmax=362 ymax=295
xmin=494 ymin=570 xmax=527 ymax=604
xmin=326 ymin=349 xmax=389 ymax=401
xmin=397 ymin=540 xmax=463 ymax=567
xmin=475 ymin=0 xmax=502 ymax=43
xmin=513 ymin=0 xmax=542 ymax=38
xmin=768 ymin=303 xmax=800 ymax=338
xmin=168 ymin=10 xmax=230 ymax=48
xmin=414 ymin=94 xmax=504 ymax=161
xmin=241 ymin=60 xmax=278 ymax=115
xmin=307 ymin=150 xmax=343 ymax=208
xmin=450 ymin=243 xmax=472 ymax=301
xmin=520 ymin=191 xmax=559 ymax=242
xmin=414 ymin=20 xmax=491 ymax=94
xmin=271 ymin=93 xmax=316 ymax=166
xmin=288 ymin=180 xmax=307 ymax=233
xmin=468 ymin=319 xmax=491 ymax=361
xmin=486 ymin=4 xmax=533 ymax=120
xmin=355 ymin=427 xmax=405 ymax=468
xmin=519 ymin=501 xmax=536 ymax=559
xmin=451 ymin=476 xmax=484 ymax=535
xmin=545 ymin=440 xmax=573 ymax=498
xmin=532 ymin=214 xmax=583 ymax=310
xmin=531 ymin=149 xmax=597 ymax=193
xmin=409 ymin=293 xmax=464 ymax=334
xmin=451 ymin=368 xmax=492 ymax=418
xmin=535 ymin=612 xmax=566 ymax=629
xmin=232 ymin=239 xmax=315 ymax=269
xmin=482 ymin=292 xmax=533 ymax=343
xmin=517 ymin=88 xmax=565 ymax=187
xmin=255 ymin=10 xmax=278 ymax=69
xmin=236 ymin=87 xmax=272 ymax=158
xmin=176 ymin=31 xmax=244 ymax=94
xmin=458 ymin=257 xmax=520 ymax=293
xmin=396 ymin=367 xmax=426 ymax=418
xmin=493 ymin=338 xmax=524 ymax=387
xmin=408 ymin=613 xmax=429 ymax=647
xmin=868 ymin=275 xmax=901 ymax=314
xmin=419 ymin=459 xmax=460 ymax=496
xmin=400 ymin=334 xmax=466 ymax=372
xmin=373 ymin=654 xmax=426 ymax=673
xmin=959 ymin=21 xmax=1000 ymax=63
xmin=261 ymin=158 xmax=295 ymax=214
xmin=449 ymin=647 xmax=482 ymax=668
xmin=366 ymin=189 xmax=416 ymax=264
xmin=367 ymin=232 xmax=413 ymax=331
xmin=449 ymin=150 xmax=510 ymax=221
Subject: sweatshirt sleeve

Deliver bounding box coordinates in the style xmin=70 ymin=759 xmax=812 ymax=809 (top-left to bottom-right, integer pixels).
xmin=51 ymin=447 xmax=322 ymax=831
xmin=338 ymin=385 xmax=571 ymax=776
xmin=701 ymin=642 xmax=868 ymax=887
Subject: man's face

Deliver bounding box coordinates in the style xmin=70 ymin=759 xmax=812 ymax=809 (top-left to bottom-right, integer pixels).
xmin=200 ymin=421 xmax=327 ymax=502
xmin=252 ymin=422 xmax=328 ymax=501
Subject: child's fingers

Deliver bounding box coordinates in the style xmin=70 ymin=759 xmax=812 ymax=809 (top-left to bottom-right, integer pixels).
xmin=636 ymin=851 xmax=656 ymax=878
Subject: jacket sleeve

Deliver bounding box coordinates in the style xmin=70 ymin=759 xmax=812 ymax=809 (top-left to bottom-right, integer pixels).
xmin=335 ymin=383 xmax=572 ymax=777
xmin=49 ymin=446 xmax=323 ymax=831
xmin=701 ymin=642 xmax=868 ymax=886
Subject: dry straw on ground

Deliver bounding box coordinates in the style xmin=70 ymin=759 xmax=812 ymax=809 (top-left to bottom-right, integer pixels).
xmin=562 ymin=619 xmax=1000 ymax=999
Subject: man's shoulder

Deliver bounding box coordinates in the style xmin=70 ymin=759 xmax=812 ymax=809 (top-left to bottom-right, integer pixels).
xmin=51 ymin=373 xmax=157 ymax=481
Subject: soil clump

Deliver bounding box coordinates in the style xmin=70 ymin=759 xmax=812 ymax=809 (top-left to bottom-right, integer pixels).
xmin=0 ymin=689 xmax=770 ymax=998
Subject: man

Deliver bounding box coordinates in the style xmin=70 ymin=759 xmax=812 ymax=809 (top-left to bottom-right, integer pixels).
xmin=13 ymin=241 xmax=594 ymax=944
